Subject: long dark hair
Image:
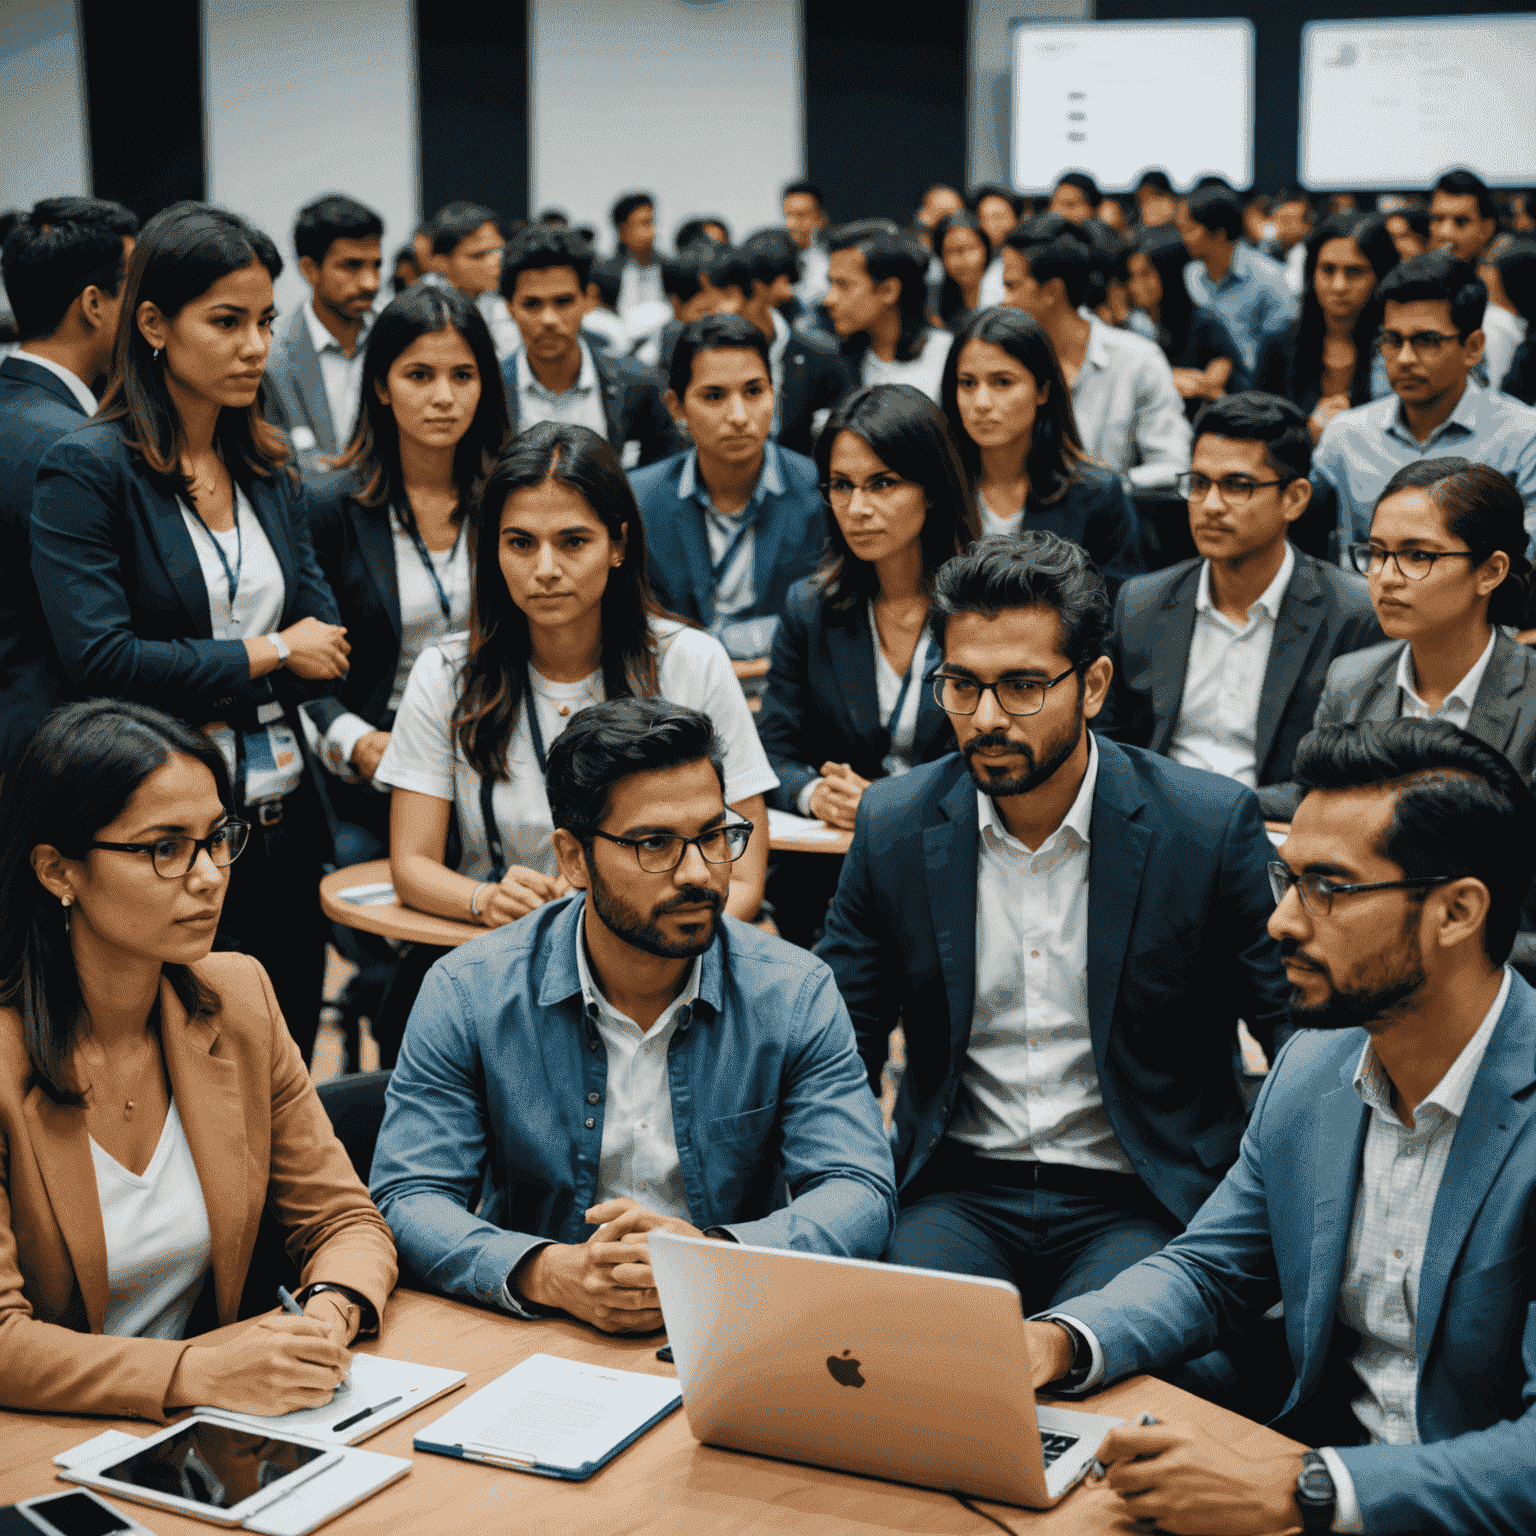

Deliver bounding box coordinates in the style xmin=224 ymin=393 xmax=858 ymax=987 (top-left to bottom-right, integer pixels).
xmin=1284 ymin=213 xmax=1399 ymax=411
xmin=454 ymin=422 xmax=667 ymax=779
xmin=931 ymin=211 xmax=990 ymax=324
xmin=940 ymin=307 xmax=1085 ymax=505
xmin=329 ymin=284 xmax=509 ymax=518
xmin=0 ymin=701 xmax=229 ymax=1105
xmin=1139 ymin=236 xmax=1198 ymax=358
xmin=812 ymin=384 xmax=975 ymax=615
xmin=97 ymin=202 xmax=287 ymax=488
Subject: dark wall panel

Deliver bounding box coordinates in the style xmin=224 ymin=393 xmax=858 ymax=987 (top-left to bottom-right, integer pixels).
xmin=418 ymin=0 xmax=529 ymax=222
xmin=805 ymin=1 xmax=966 ymax=226
xmin=81 ymin=0 xmax=204 ymax=219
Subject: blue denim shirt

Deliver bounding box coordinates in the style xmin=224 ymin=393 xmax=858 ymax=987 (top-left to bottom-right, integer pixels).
xmin=369 ymin=895 xmax=896 ymax=1311
xmin=1184 ymin=245 xmax=1298 ymax=374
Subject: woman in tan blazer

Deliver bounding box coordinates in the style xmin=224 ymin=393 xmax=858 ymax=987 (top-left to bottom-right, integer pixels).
xmin=0 ymin=699 xmax=397 ymax=1422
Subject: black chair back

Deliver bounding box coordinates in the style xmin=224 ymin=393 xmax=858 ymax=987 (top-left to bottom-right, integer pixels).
xmin=316 ymin=1069 xmax=393 ymax=1184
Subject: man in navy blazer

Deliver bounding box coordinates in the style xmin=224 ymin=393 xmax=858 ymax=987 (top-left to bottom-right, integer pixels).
xmin=1027 ymin=718 xmax=1536 ymax=1536
xmin=0 ymin=196 xmax=137 ymax=771
xmin=819 ymin=532 xmax=1289 ymax=1309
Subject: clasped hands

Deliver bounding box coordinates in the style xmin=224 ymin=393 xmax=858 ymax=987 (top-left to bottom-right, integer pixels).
xmin=808 ymin=761 xmax=870 ymax=829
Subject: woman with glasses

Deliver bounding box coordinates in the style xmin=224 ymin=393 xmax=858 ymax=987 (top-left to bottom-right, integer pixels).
xmin=939 ymin=307 xmax=1142 ymax=597
xmin=29 ymin=203 xmax=349 ymax=1066
xmin=0 ymin=700 xmax=395 ymax=1419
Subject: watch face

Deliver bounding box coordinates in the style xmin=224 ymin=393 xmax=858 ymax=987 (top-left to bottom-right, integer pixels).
xmin=1299 ymin=1466 xmax=1334 ymax=1501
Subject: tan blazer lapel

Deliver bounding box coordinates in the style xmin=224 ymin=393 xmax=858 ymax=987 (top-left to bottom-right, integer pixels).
xmin=23 ymin=1086 xmax=108 ymax=1332
xmin=161 ymin=977 xmax=251 ymax=1325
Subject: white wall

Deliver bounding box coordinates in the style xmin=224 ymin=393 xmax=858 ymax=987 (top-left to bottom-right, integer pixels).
xmin=203 ymin=0 xmax=419 ymax=322
xmin=0 ymin=0 xmax=90 ymax=211
xmin=531 ymin=0 xmax=802 ymax=256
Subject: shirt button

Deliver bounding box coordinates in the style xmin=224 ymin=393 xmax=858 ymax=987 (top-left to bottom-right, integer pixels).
xmin=587 ymin=1092 xmax=600 ymax=1105
xmin=1031 ymin=950 xmax=1040 ymax=958
xmin=1394 ymin=1249 xmax=1403 ymax=1259
xmin=588 ymin=1039 xmax=598 ymax=1051
xmin=584 ymin=1117 xmax=595 ymax=1129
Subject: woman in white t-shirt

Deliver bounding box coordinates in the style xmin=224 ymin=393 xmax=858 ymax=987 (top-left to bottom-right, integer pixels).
xmin=377 ymin=420 xmax=777 ymax=945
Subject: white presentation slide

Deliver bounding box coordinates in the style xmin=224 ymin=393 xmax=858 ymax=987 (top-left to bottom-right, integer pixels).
xmin=1010 ymin=20 xmax=1253 ymax=194
xmin=1300 ymin=15 xmax=1536 ymax=190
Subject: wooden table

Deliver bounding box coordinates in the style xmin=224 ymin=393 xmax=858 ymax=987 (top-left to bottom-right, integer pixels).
xmin=319 ymin=861 xmax=483 ymax=948
xmin=0 ymin=1287 xmax=1301 ymax=1536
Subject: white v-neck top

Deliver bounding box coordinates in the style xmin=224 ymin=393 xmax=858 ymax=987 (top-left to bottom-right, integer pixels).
xmin=90 ymin=1101 xmax=212 ymax=1340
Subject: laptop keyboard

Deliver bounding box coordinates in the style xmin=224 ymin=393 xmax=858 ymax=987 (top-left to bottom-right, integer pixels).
xmin=1038 ymin=1430 xmax=1080 ymax=1466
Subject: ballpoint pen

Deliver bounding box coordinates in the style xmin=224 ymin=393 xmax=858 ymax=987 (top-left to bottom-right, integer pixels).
xmin=277 ymin=1285 xmax=352 ymax=1389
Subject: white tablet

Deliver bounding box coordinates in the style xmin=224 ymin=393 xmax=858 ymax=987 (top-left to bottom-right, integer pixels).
xmin=61 ymin=1419 xmax=342 ymax=1528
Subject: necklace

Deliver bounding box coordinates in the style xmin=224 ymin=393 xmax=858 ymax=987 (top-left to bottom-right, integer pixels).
xmin=78 ymin=1038 xmax=160 ymax=1121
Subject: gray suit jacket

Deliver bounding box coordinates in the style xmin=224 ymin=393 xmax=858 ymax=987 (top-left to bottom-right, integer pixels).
xmin=263 ymin=307 xmax=340 ymax=480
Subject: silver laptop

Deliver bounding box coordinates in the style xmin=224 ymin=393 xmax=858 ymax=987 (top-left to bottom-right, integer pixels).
xmin=649 ymin=1232 xmax=1123 ymax=1508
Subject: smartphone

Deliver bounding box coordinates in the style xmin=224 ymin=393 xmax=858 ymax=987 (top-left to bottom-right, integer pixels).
xmin=14 ymin=1491 xmax=155 ymax=1536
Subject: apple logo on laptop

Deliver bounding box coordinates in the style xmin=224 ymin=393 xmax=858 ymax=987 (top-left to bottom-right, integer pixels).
xmin=826 ymin=1349 xmax=865 ymax=1388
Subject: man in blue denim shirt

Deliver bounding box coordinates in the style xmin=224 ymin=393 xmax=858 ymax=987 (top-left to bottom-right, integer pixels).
xmin=370 ymin=697 xmax=895 ymax=1333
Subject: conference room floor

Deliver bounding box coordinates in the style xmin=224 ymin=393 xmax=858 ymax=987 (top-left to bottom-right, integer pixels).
xmin=0 ymin=1285 xmax=1302 ymax=1536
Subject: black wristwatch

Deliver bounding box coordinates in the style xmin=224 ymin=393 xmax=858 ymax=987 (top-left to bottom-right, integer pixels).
xmin=1295 ymin=1450 xmax=1336 ymax=1531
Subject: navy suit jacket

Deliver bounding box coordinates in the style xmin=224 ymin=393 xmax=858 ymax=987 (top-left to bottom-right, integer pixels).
xmin=1064 ymin=973 xmax=1536 ymax=1536
xmin=630 ymin=445 xmax=825 ymax=630
xmin=30 ymin=421 xmax=341 ymax=726
xmin=817 ymin=739 xmax=1291 ymax=1224
xmin=1013 ymin=463 xmax=1144 ymax=599
xmin=0 ymin=357 xmax=88 ymax=771
xmin=755 ymin=575 xmax=955 ymax=812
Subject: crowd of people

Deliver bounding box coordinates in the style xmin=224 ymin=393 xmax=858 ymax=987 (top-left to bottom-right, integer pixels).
xmin=3 ymin=157 xmax=1536 ymax=1534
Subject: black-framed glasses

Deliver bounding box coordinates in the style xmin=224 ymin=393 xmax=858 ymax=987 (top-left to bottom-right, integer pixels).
xmin=819 ymin=473 xmax=916 ymax=507
xmin=1267 ymin=860 xmax=1458 ymax=917
xmin=90 ymin=820 xmax=250 ymax=879
xmin=929 ymin=665 xmax=1077 ymax=718
xmin=591 ymin=821 xmax=754 ymax=874
xmin=1377 ymin=328 xmax=1464 ymax=356
xmin=1346 ymin=543 xmax=1481 ymax=581
xmin=1175 ymin=471 xmax=1288 ymax=505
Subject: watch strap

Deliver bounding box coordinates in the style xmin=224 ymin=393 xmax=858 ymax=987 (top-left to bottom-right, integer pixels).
xmin=292 ymin=1281 xmax=377 ymax=1334
xmin=1296 ymin=1449 xmax=1336 ymax=1531
xmin=267 ymin=631 xmax=290 ymax=663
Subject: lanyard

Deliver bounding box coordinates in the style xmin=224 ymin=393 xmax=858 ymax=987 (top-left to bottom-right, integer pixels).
xmin=398 ymin=504 xmax=462 ymax=625
xmin=189 ymin=501 xmax=244 ymax=609
xmin=524 ymin=669 xmax=549 ymax=775
xmin=479 ymin=773 xmax=506 ymax=882
xmin=709 ymin=515 xmax=756 ymax=586
xmin=871 ymin=601 xmax=930 ymax=735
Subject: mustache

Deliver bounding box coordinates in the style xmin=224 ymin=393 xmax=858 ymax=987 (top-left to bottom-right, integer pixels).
xmin=1278 ymin=936 xmax=1325 ymax=972
xmin=653 ymin=885 xmax=723 ymax=918
xmin=962 ymin=730 xmax=1027 ymax=759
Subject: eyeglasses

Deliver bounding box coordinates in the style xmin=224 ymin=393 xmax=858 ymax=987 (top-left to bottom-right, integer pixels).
xmin=1346 ymin=543 xmax=1481 ymax=581
xmin=1267 ymin=860 xmax=1457 ymax=916
xmin=1175 ymin=471 xmax=1288 ymax=505
xmin=820 ymin=473 xmax=915 ymax=507
xmin=89 ymin=820 xmax=250 ymax=879
xmin=930 ymin=666 xmax=1077 ymax=718
xmin=1377 ymin=329 xmax=1463 ymax=356
xmin=591 ymin=821 xmax=753 ymax=874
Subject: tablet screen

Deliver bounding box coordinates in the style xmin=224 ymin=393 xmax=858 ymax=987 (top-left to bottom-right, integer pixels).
xmin=98 ymin=1422 xmax=327 ymax=1510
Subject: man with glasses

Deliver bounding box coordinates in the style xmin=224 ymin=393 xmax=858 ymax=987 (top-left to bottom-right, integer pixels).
xmin=1311 ymin=251 xmax=1536 ymax=557
xmin=1099 ymin=394 xmax=1380 ymax=812
xmin=1022 ymin=718 xmax=1536 ymax=1536
xmin=819 ymin=532 xmax=1288 ymax=1328
xmin=371 ymin=697 xmax=895 ymax=1334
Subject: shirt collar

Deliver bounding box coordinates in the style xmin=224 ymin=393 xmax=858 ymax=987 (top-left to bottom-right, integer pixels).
xmin=303 ymin=298 xmax=371 ymax=359
xmin=17 ymin=349 xmax=97 ymax=416
xmin=1353 ymin=966 xmax=1511 ymax=1124
xmin=1194 ymin=541 xmax=1296 ymax=624
xmin=977 ymin=731 xmax=1098 ymax=859
xmin=1079 ymin=315 xmax=1112 ymax=376
xmin=1387 ymin=379 xmax=1483 ymax=446
xmin=574 ymin=912 xmax=701 ymax=1031
xmin=517 ymin=338 xmax=598 ymax=402
xmin=677 ymin=437 xmax=785 ymax=507
xmin=1394 ymin=627 xmax=1497 ymax=716
xmin=769 ymin=308 xmax=791 ymax=366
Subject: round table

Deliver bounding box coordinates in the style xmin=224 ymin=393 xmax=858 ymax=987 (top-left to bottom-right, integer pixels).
xmin=320 ymin=859 xmax=483 ymax=947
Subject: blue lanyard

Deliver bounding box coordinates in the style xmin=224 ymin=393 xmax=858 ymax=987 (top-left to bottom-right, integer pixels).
xmin=524 ymin=669 xmax=549 ymax=775
xmin=871 ymin=601 xmax=929 ymax=738
xmin=398 ymin=504 xmax=462 ymax=625
xmin=709 ymin=515 xmax=755 ymax=586
xmin=190 ymin=502 xmax=243 ymax=608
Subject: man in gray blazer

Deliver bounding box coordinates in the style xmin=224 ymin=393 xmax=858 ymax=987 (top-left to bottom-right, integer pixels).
xmin=1101 ymin=394 xmax=1381 ymax=796
xmin=263 ymin=195 xmax=383 ymax=479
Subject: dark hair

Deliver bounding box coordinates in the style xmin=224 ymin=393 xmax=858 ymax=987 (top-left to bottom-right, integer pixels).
xmin=0 ymin=701 xmax=229 ymax=1104
xmin=389 ymin=242 xmax=419 ymax=295
xmin=782 ymin=179 xmax=824 ymax=210
xmin=661 ymin=245 xmax=714 ymax=304
xmin=1191 ymin=392 xmax=1313 ymax=481
xmin=97 ymin=202 xmax=285 ymax=485
xmin=667 ymin=312 xmax=772 ymax=399
xmin=739 ymin=228 xmax=802 ymax=286
xmin=1373 ymin=457 xmax=1533 ymax=628
xmin=1272 ymin=188 xmax=1313 ymax=215
xmin=813 ymin=383 xmax=975 ymax=613
xmin=675 ymin=217 xmax=730 ymax=252
xmin=1292 ymin=718 xmax=1536 ymax=965
xmin=827 ymin=223 xmax=931 ymax=364
xmin=330 ymin=283 xmax=508 ymax=510
xmin=1135 ymin=232 xmax=1199 ymax=357
xmin=1183 ymin=186 xmax=1245 ymax=242
xmin=545 ymin=697 xmax=725 ymax=846
xmin=499 ymin=225 xmax=594 ymax=299
xmin=928 ymin=530 xmax=1111 ymax=668
xmin=1136 ymin=170 xmax=1174 ymax=196
xmin=426 ymin=201 xmax=499 ymax=256
xmin=1056 ymin=172 xmax=1102 ymax=206
xmin=293 ymin=194 xmax=383 ymax=266
xmin=1377 ymin=250 xmax=1487 ymax=338
xmin=1491 ymin=238 xmax=1536 ymax=326
xmin=454 ymin=423 xmax=665 ymax=780
xmin=1432 ymin=169 xmax=1497 ymax=223
xmin=536 ymin=208 xmax=569 ymax=227
xmin=931 ymin=211 xmax=991 ymax=323
xmin=1282 ymin=213 xmax=1400 ymax=410
xmin=703 ymin=244 xmax=753 ymax=299
xmin=967 ymin=184 xmax=1021 ymax=219
xmin=588 ymin=257 xmax=623 ymax=310
xmin=941 ymin=307 xmax=1084 ymax=503
xmin=1005 ymin=217 xmax=1093 ymax=310
xmin=1 ymin=196 xmax=138 ymax=342
xmin=611 ymin=192 xmax=654 ymax=232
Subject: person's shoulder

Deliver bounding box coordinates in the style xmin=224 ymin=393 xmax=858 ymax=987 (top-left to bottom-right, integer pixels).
xmin=303 ymin=466 xmax=366 ymax=515
xmin=655 ymin=618 xmax=730 ymax=680
xmin=627 ymin=451 xmax=688 ymax=501
xmin=1116 ymin=557 xmax=1199 ymax=618
xmin=788 ymin=326 xmax=839 ymax=359
xmin=719 ymin=913 xmax=834 ymax=996
xmin=0 ymin=365 xmax=86 ymax=433
xmin=1484 ymin=386 xmax=1536 ymax=435
xmin=773 ymin=444 xmax=820 ymax=491
xmin=1064 ymin=458 xmax=1131 ymax=508
xmin=1263 ymin=1026 xmax=1364 ymax=1107
xmin=1296 ymin=550 xmax=1376 ymax=615
xmin=35 ymin=418 xmax=135 ymax=483
xmin=1093 ymin=320 xmax=1171 ymax=371
xmin=1317 ymin=394 xmax=1391 ymax=450
xmin=596 ymin=348 xmax=665 ymax=391
xmin=1099 ymin=736 xmax=1256 ymax=825
xmin=782 ymin=573 xmax=830 ymax=624
xmin=1323 ymin=635 xmax=1400 ymax=691
xmin=0 ymin=1006 xmax=34 ymax=1105
xmin=434 ymin=896 xmax=577 ymax=991
xmin=860 ymin=751 xmax=967 ymax=829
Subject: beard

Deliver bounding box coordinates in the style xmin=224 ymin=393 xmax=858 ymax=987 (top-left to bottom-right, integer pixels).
xmin=1279 ymin=922 xmax=1427 ymax=1033
xmin=961 ymin=694 xmax=1084 ymax=800
xmin=587 ymin=864 xmax=723 ymax=959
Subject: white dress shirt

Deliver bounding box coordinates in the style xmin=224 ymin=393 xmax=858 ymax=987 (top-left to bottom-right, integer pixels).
xmin=1482 ymin=305 xmax=1527 ymax=396
xmin=948 ymin=737 xmax=1133 ymax=1171
xmin=302 ymin=300 xmax=371 ymax=447
xmin=515 ymin=339 xmax=610 ymax=439
xmin=1394 ymin=629 xmax=1497 ymax=728
xmin=861 ymin=327 xmax=954 ymax=404
xmin=618 ymin=256 xmax=665 ymax=318
xmin=794 ymin=242 xmax=830 ymax=309
xmin=978 ymin=253 xmax=1006 ymax=311
xmin=17 ymin=348 xmax=98 ymax=416
xmin=977 ymin=489 xmax=1022 ymax=538
xmin=1069 ymin=316 xmax=1192 ymax=491
xmin=1169 ymin=544 xmax=1296 ymax=788
xmin=477 ymin=291 xmax=522 ymax=361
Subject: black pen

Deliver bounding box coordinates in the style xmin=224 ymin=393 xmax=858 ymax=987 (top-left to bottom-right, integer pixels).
xmin=332 ymin=1394 xmax=403 ymax=1434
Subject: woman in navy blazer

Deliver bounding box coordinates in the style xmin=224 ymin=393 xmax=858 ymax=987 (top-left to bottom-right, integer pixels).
xmin=29 ymin=204 xmax=348 ymax=1062
xmin=941 ymin=306 xmax=1142 ymax=598
xmin=755 ymin=385 xmax=970 ymax=944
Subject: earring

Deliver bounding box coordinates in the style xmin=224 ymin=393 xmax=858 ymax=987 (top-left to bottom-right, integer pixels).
xmin=61 ymin=895 xmax=72 ymax=908
xmin=151 ymin=347 xmax=162 ymax=363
